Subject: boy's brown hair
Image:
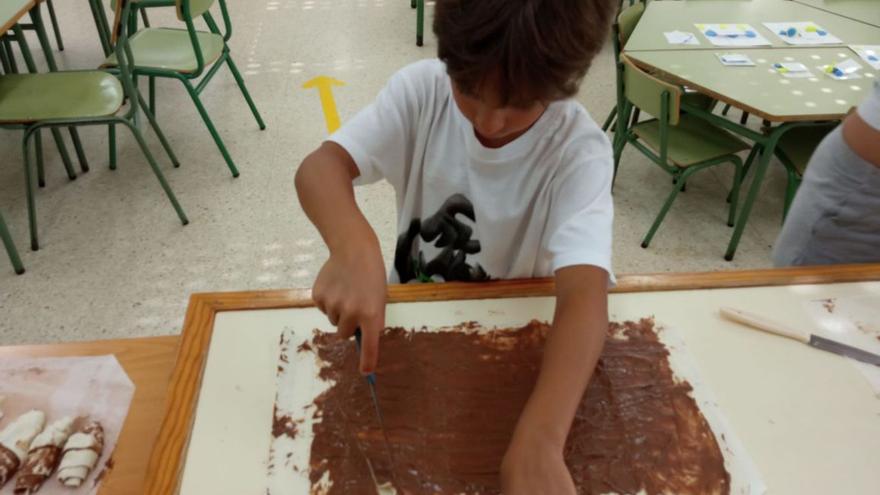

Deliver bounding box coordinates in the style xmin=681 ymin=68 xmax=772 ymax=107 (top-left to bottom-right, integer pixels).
xmin=434 ymin=0 xmax=616 ymax=107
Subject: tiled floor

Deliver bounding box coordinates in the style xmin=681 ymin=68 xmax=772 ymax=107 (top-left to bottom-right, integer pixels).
xmin=0 ymin=1 xmax=793 ymax=345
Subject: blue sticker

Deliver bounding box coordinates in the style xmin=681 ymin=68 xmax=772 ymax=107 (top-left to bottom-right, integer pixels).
xmin=832 ymin=67 xmax=844 ymax=77
xmin=868 ymin=54 xmax=879 ymax=62
xmin=706 ymin=29 xmax=717 ymax=37
xmin=786 ymin=27 xmax=797 ymax=37
xmin=745 ymin=30 xmax=756 ymax=38
xmin=817 ymin=30 xmax=827 ymax=36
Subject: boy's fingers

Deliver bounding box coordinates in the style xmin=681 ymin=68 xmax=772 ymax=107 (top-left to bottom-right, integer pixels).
xmin=337 ymin=314 xmax=357 ymax=340
xmin=358 ymin=315 xmax=383 ymax=375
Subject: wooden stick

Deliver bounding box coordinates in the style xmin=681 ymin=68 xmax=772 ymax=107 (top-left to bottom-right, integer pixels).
xmin=719 ymin=307 xmax=809 ymax=344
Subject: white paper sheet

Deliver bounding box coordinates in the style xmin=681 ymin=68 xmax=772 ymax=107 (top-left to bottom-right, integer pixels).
xmin=664 ymin=30 xmax=700 ymax=45
xmin=764 ymin=22 xmax=842 ymax=45
xmin=803 ymin=296 xmax=880 ymax=396
xmin=0 ymin=356 xmax=134 ymax=495
xmin=268 ymin=321 xmax=766 ymax=495
xmin=695 ymin=23 xmax=771 ymax=47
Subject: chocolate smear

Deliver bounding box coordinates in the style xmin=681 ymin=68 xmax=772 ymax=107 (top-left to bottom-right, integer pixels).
xmin=305 ymin=319 xmax=730 ymax=495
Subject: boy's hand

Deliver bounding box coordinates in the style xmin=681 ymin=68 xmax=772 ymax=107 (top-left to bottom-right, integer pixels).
xmin=500 ymin=428 xmax=575 ymax=495
xmin=312 ymin=241 xmax=387 ymax=375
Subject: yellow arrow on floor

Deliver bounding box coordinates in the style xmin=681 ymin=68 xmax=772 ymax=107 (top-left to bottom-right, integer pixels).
xmin=303 ymin=76 xmax=345 ymax=134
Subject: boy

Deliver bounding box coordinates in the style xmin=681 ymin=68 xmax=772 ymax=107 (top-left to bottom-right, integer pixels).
xmin=295 ymin=0 xmax=617 ymax=492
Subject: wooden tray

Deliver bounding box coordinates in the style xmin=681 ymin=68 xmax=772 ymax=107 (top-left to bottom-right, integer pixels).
xmin=144 ymin=264 xmax=880 ymax=494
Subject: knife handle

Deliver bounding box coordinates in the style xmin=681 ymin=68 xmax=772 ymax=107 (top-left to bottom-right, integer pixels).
xmin=719 ymin=307 xmax=810 ymax=344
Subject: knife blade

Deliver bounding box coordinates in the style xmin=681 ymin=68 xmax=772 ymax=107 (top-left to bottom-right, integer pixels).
xmin=808 ymin=334 xmax=880 ymax=367
xmin=354 ymin=328 xmax=399 ymax=484
xmin=720 ymin=307 xmax=880 ymax=367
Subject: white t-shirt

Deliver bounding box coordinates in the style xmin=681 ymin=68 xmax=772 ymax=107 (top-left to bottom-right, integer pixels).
xmin=330 ymin=59 xmax=614 ymax=283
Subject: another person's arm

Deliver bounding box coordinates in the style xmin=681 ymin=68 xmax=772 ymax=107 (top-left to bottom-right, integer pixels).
xmin=500 ymin=265 xmax=608 ymax=494
xmin=295 ymin=142 xmax=387 ymax=374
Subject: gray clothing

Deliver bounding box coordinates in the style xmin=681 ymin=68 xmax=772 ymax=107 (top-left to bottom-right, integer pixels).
xmin=773 ymin=126 xmax=880 ymax=266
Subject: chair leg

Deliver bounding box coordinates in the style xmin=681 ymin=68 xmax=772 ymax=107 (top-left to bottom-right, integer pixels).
xmin=225 ymin=55 xmax=266 ymax=130
xmin=642 ymin=170 xmax=693 ymax=249
xmin=629 ymin=108 xmax=641 ymax=128
xmin=722 ymin=103 xmax=732 ymax=116
xmin=739 ymin=111 xmax=750 ymax=125
xmin=22 ymin=131 xmax=40 ymax=251
xmin=612 ymin=134 xmax=627 ymax=189
xmin=46 ymin=0 xmax=64 ymax=51
xmin=0 ymin=42 xmax=10 ymax=73
xmin=0 ymin=210 xmax=25 ymax=275
xmin=36 ymin=129 xmax=46 ymax=188
xmin=602 ymin=107 xmax=617 ymax=132
xmin=411 ymin=0 xmax=415 ymax=8
xmin=180 ymin=78 xmax=240 ymax=177
xmin=135 ymin=90 xmax=181 ymax=168
xmin=68 ymin=129 xmax=89 ymax=173
xmin=109 ymin=124 xmax=117 ymax=170
xmin=140 ymin=7 xmax=150 ymax=27
xmin=149 ymin=76 xmax=156 ymax=116
xmin=120 ymin=120 xmax=189 ymax=226
xmin=2 ymin=39 xmax=18 ymax=73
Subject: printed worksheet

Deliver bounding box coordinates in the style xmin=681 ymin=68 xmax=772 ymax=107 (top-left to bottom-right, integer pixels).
xmin=764 ymin=22 xmax=842 ymax=45
xmin=695 ymin=23 xmax=771 ymax=47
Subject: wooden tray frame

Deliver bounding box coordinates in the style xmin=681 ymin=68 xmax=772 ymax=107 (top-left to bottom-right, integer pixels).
xmin=144 ymin=264 xmax=880 ymax=494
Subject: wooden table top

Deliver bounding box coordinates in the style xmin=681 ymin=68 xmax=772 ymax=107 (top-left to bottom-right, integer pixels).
xmin=625 ymin=0 xmax=880 ymax=52
xmin=795 ymin=0 xmax=880 ymax=28
xmin=624 ymin=47 xmax=876 ymax=122
xmin=2 ymin=265 xmax=879 ymax=494
xmin=0 ymin=0 xmax=34 ymax=34
xmin=0 ymin=335 xmax=179 ymax=494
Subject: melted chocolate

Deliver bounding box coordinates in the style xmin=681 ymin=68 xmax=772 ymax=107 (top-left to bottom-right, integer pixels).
xmin=304 ymin=319 xmax=729 ymax=495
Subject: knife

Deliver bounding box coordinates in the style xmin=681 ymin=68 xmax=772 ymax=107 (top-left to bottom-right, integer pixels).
xmin=354 ymin=328 xmax=398 ymax=483
xmin=720 ymin=307 xmax=880 ymax=367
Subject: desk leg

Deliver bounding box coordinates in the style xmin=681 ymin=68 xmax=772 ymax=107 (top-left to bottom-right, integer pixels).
xmin=30 ymin=4 xmax=90 ymax=173
xmin=724 ymin=129 xmax=786 ymax=261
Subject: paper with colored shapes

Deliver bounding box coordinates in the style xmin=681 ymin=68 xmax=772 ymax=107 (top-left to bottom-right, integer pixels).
xmin=819 ymin=58 xmax=864 ymax=80
xmin=764 ymin=22 xmax=842 ymax=45
xmin=773 ymin=62 xmax=814 ymax=78
xmin=850 ymin=45 xmax=880 ymax=70
xmin=695 ymin=23 xmax=771 ymax=47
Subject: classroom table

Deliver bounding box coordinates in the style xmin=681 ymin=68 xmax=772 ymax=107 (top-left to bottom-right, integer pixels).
xmin=795 ymin=0 xmax=880 ymax=28
xmin=1 ymin=266 xmax=878 ymax=493
xmin=625 ymin=0 xmax=880 ymax=51
xmin=0 ymin=335 xmax=178 ymax=494
xmin=0 ymin=0 xmax=33 ymax=34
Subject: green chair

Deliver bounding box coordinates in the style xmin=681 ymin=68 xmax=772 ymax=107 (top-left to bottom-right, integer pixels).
xmin=614 ymin=57 xmax=753 ymax=250
xmin=602 ymin=2 xmax=645 ymax=133
xmin=0 ymin=0 xmax=188 ymax=251
xmin=774 ymin=124 xmax=838 ymax=218
xmin=0 ymin=209 xmax=25 ymax=275
xmin=102 ymin=0 xmax=266 ymax=178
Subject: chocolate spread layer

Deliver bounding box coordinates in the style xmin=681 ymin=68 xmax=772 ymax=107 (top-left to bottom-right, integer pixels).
xmin=303 ymin=319 xmax=730 ymax=495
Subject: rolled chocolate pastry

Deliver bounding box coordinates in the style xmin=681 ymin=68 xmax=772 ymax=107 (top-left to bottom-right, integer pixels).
xmin=0 ymin=410 xmax=46 ymax=488
xmin=56 ymin=420 xmax=104 ymax=488
xmin=14 ymin=416 xmax=74 ymax=494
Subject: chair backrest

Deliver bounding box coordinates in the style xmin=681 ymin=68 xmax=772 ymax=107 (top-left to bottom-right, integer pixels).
xmin=623 ymin=56 xmax=682 ymax=125
xmin=177 ymin=0 xmax=215 ymax=21
xmin=617 ymin=2 xmax=645 ymax=47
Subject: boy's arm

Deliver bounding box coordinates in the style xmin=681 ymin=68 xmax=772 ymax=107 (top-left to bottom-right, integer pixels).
xmin=295 ymin=141 xmax=387 ymax=374
xmin=501 ymin=264 xmax=608 ymax=494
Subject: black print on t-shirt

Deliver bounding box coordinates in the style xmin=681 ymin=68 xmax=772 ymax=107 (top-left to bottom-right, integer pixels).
xmin=394 ymin=193 xmax=490 ymax=283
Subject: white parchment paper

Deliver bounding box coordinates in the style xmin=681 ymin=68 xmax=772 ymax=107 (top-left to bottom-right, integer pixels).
xmin=803 ymin=295 xmax=880 ymax=396
xmin=268 ymin=322 xmax=766 ymax=495
xmin=0 ymin=355 xmax=135 ymax=495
